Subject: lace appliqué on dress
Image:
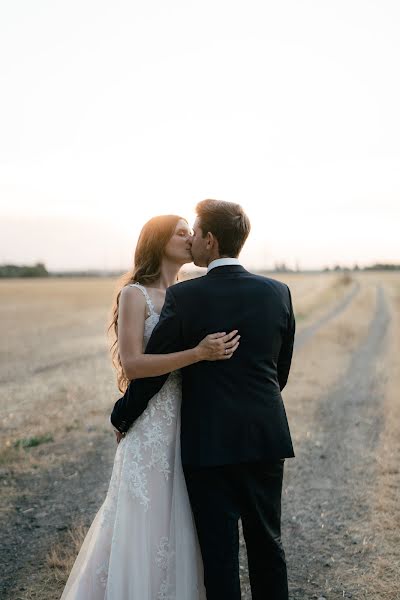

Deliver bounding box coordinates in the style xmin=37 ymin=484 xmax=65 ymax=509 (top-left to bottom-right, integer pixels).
xmin=156 ymin=536 xmax=176 ymax=600
xmin=144 ymin=422 xmax=171 ymax=478
xmin=124 ymin=374 xmax=181 ymax=509
xmin=126 ymin=435 xmax=151 ymax=508
xmin=95 ymin=561 xmax=108 ymax=588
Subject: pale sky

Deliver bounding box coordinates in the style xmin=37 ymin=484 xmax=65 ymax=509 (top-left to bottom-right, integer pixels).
xmin=0 ymin=0 xmax=399 ymax=271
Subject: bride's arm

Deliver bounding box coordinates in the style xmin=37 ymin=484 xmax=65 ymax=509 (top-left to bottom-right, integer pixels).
xmin=118 ymin=286 xmax=239 ymax=380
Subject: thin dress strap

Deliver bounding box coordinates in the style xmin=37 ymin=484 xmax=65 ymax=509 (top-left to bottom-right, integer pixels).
xmin=127 ymin=283 xmax=157 ymax=317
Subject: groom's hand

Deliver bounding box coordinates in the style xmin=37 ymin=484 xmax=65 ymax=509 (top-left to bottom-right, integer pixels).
xmin=113 ymin=428 xmax=125 ymax=444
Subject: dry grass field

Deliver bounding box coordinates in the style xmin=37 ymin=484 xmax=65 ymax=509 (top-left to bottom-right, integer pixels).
xmin=0 ymin=270 xmax=399 ymax=599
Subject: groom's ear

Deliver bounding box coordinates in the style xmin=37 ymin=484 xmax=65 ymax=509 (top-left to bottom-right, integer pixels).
xmin=206 ymin=231 xmax=217 ymax=249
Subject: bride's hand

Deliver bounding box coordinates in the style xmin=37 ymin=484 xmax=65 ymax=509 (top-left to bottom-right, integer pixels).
xmin=114 ymin=429 xmax=125 ymax=444
xmin=196 ymin=330 xmax=240 ymax=361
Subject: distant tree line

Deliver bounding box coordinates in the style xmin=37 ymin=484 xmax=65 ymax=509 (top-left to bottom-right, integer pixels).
xmin=273 ymin=262 xmax=400 ymax=273
xmin=362 ymin=263 xmax=400 ymax=271
xmin=0 ymin=262 xmax=49 ymax=278
xmin=323 ymin=263 xmax=400 ymax=272
xmin=1 ymin=261 xmax=398 ymax=278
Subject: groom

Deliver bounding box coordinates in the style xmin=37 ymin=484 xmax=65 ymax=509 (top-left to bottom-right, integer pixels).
xmin=111 ymin=199 xmax=295 ymax=599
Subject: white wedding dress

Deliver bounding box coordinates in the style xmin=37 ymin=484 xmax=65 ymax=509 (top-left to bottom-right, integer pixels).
xmin=61 ymin=284 xmax=206 ymax=599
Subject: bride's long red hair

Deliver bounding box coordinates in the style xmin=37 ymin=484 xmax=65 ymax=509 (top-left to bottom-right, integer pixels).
xmin=109 ymin=214 xmax=186 ymax=392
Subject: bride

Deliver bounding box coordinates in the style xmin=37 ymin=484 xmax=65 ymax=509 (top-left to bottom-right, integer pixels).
xmin=60 ymin=214 xmax=240 ymax=599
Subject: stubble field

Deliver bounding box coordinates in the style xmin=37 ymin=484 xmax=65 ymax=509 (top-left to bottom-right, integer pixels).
xmin=0 ymin=270 xmax=399 ymax=599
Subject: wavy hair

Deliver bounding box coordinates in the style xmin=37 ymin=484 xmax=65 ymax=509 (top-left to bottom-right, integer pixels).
xmin=195 ymin=199 xmax=251 ymax=257
xmin=109 ymin=214 xmax=186 ymax=392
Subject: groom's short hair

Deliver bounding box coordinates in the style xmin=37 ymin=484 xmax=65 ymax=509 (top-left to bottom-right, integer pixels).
xmin=195 ymin=199 xmax=251 ymax=257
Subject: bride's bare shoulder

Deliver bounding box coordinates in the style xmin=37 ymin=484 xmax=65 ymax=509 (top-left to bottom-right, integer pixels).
xmin=119 ymin=284 xmax=147 ymax=313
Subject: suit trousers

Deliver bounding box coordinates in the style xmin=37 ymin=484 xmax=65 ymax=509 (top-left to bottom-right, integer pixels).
xmin=183 ymin=460 xmax=288 ymax=600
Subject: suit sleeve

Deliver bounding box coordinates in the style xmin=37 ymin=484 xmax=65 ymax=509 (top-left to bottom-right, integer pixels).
xmin=110 ymin=287 xmax=183 ymax=433
xmin=277 ymin=285 xmax=296 ymax=391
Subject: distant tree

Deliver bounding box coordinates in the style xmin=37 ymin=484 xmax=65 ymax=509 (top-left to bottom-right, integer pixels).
xmin=0 ymin=262 xmax=49 ymax=278
xmin=364 ymin=263 xmax=400 ymax=271
xmin=274 ymin=262 xmax=291 ymax=272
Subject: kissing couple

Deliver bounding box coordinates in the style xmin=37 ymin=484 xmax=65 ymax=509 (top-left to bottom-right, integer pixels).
xmin=61 ymin=199 xmax=295 ymax=600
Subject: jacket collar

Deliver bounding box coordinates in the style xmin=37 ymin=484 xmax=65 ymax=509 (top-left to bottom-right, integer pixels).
xmin=206 ymin=264 xmax=247 ymax=277
xmin=207 ymin=257 xmax=241 ymax=273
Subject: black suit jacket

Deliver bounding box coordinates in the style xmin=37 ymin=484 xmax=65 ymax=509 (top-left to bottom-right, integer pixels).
xmin=111 ymin=265 xmax=295 ymax=467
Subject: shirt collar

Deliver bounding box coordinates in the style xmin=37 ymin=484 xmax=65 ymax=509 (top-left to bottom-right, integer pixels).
xmin=207 ymin=257 xmax=242 ymax=273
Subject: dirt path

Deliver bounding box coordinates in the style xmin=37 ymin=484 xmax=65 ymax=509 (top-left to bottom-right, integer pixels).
xmin=238 ymin=283 xmax=391 ymax=599
xmin=282 ymin=285 xmax=390 ymax=599
xmin=0 ymin=277 xmax=392 ymax=599
xmin=294 ymin=281 xmax=360 ymax=350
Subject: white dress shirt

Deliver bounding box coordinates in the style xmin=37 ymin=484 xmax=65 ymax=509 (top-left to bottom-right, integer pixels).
xmin=207 ymin=258 xmax=242 ymax=273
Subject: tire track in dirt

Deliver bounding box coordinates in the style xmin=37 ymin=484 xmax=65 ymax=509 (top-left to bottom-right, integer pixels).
xmin=282 ymin=285 xmax=390 ymax=599
xmin=32 ymin=351 xmax=107 ymax=376
xmin=0 ymin=350 xmax=107 ymax=386
xmin=295 ymin=281 xmax=360 ymax=350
